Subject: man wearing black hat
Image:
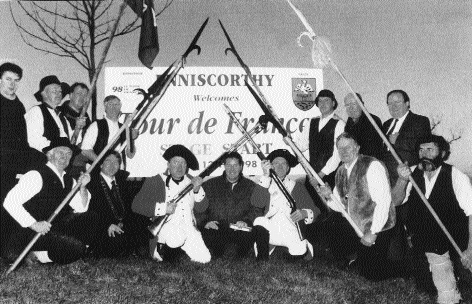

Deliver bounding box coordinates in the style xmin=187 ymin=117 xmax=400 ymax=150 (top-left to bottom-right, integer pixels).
xmin=196 ymin=151 xmax=264 ymax=259
xmin=132 ymin=144 xmax=211 ymax=263
xmin=393 ymin=135 xmax=472 ymax=303
xmin=293 ymin=89 xmax=345 ymax=213
xmin=25 ymin=75 xmax=86 ymax=152
xmin=252 ymin=149 xmax=319 ymax=261
xmin=3 ymin=138 xmax=95 ymax=265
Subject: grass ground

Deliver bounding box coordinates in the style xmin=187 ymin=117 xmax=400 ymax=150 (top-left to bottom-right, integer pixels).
xmin=1 ymin=245 xmax=470 ymax=304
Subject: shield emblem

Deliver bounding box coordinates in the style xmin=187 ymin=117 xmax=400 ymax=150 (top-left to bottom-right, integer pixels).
xmin=292 ymin=78 xmax=316 ymax=111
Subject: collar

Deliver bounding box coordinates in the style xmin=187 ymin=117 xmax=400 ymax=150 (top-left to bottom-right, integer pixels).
xmin=105 ymin=116 xmax=119 ymax=125
xmin=320 ymin=112 xmax=335 ymax=121
xmin=423 ymin=165 xmax=442 ymax=180
xmin=100 ymin=172 xmax=116 ymax=188
xmin=396 ymin=110 xmax=410 ymax=125
xmin=46 ymin=161 xmax=66 ymax=180
xmin=344 ymin=157 xmax=359 ymax=177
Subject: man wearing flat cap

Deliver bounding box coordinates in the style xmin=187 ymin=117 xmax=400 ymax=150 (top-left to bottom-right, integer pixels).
xmin=293 ymin=89 xmax=345 ymax=213
xmin=132 ymin=144 xmax=211 ymax=263
xmin=3 ymin=138 xmax=96 ymax=265
xmin=25 ymin=75 xmax=86 ymax=153
xmin=252 ymin=149 xmax=319 ymax=261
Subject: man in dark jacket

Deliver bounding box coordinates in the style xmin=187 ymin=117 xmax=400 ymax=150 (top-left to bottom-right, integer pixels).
xmin=197 ymin=151 xmax=265 ymax=258
xmin=343 ymin=93 xmax=383 ymax=160
xmin=87 ymin=151 xmax=147 ymax=257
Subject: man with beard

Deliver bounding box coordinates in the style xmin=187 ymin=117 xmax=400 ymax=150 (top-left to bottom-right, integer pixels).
xmin=393 ymin=135 xmax=472 ymax=304
xmin=3 ymin=138 xmax=94 ymax=265
xmin=25 ymin=75 xmax=85 ymax=152
xmin=197 ymin=151 xmax=264 ymax=259
xmin=132 ymin=145 xmax=210 ymax=263
xmin=319 ymin=132 xmax=397 ymax=281
xmin=252 ymin=149 xmax=319 ymax=261
xmin=87 ymin=151 xmax=148 ymax=258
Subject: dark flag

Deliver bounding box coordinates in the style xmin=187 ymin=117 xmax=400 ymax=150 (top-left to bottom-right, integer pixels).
xmin=125 ymin=0 xmax=159 ymax=69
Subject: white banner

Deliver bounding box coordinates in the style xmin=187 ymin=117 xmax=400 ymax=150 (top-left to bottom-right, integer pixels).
xmin=104 ymin=67 xmax=323 ymax=177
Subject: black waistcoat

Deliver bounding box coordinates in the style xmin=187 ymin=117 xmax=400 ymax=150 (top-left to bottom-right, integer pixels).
xmin=38 ymin=103 xmax=70 ymax=142
xmin=406 ymin=164 xmax=469 ymax=254
xmin=308 ymin=117 xmax=338 ymax=172
xmin=23 ymin=165 xmax=74 ymax=221
xmin=92 ymin=119 xmax=125 ymax=155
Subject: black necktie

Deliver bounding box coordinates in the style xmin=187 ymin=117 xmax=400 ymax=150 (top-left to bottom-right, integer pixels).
xmin=386 ymin=119 xmax=398 ymax=137
xmin=111 ymin=180 xmax=120 ymax=201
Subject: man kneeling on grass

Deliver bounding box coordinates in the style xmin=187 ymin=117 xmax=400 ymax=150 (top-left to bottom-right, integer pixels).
xmin=393 ymin=135 xmax=472 ymax=304
xmin=132 ymin=145 xmax=211 ymax=263
xmin=252 ymin=149 xmax=319 ymax=261
xmin=3 ymin=138 xmax=96 ymax=265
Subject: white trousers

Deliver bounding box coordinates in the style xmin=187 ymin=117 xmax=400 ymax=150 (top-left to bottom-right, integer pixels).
xmin=159 ymin=222 xmax=211 ymax=264
xmin=425 ymin=251 xmax=462 ymax=304
xmin=254 ymin=213 xmax=307 ymax=256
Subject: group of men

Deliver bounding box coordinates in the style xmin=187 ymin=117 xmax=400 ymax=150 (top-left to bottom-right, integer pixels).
xmin=1 ymin=61 xmax=471 ymax=304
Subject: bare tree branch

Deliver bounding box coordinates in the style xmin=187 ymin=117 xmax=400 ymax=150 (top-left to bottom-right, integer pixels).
xmin=10 ymin=0 xmax=172 ymax=119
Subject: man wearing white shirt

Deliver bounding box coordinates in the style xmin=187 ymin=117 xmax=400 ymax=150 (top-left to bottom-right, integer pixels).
xmin=252 ymin=149 xmax=319 ymax=261
xmin=132 ymin=145 xmax=210 ymax=263
xmin=393 ymin=135 xmax=472 ymax=304
xmin=320 ymin=132 xmax=397 ymax=281
xmin=81 ymin=95 xmax=135 ymax=167
xmin=3 ymin=138 xmax=94 ymax=265
xmin=293 ymin=89 xmax=345 ymax=213
xmin=25 ymin=75 xmax=85 ymax=153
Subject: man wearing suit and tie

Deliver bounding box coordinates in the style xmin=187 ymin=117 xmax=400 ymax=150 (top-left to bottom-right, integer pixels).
xmin=382 ymin=90 xmax=431 ymax=183
xmin=382 ymin=89 xmax=431 ymax=264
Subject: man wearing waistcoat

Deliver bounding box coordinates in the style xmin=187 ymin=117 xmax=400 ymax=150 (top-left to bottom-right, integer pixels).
xmin=320 ymin=132 xmax=397 ymax=281
xmin=25 ymin=75 xmax=85 ymax=153
xmin=393 ymin=135 xmax=472 ymax=304
xmin=252 ymin=149 xmax=319 ymax=261
xmin=81 ymin=95 xmax=136 ymax=168
xmin=3 ymin=138 xmax=94 ymax=265
xmin=132 ymin=145 xmax=210 ymax=263
xmin=293 ymin=89 xmax=345 ymax=214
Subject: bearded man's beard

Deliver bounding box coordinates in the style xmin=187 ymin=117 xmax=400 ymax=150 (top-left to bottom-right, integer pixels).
xmin=418 ymin=156 xmax=443 ymax=172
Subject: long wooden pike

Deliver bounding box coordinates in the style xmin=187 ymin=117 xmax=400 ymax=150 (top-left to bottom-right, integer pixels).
xmin=224 ymin=104 xmax=304 ymax=241
xmin=70 ymin=1 xmax=129 ymax=144
xmin=5 ymin=17 xmax=210 ymax=275
xmin=219 ymin=20 xmax=363 ymax=238
xmin=5 ymin=91 xmax=150 ymax=275
xmin=285 ymin=0 xmax=468 ymax=264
